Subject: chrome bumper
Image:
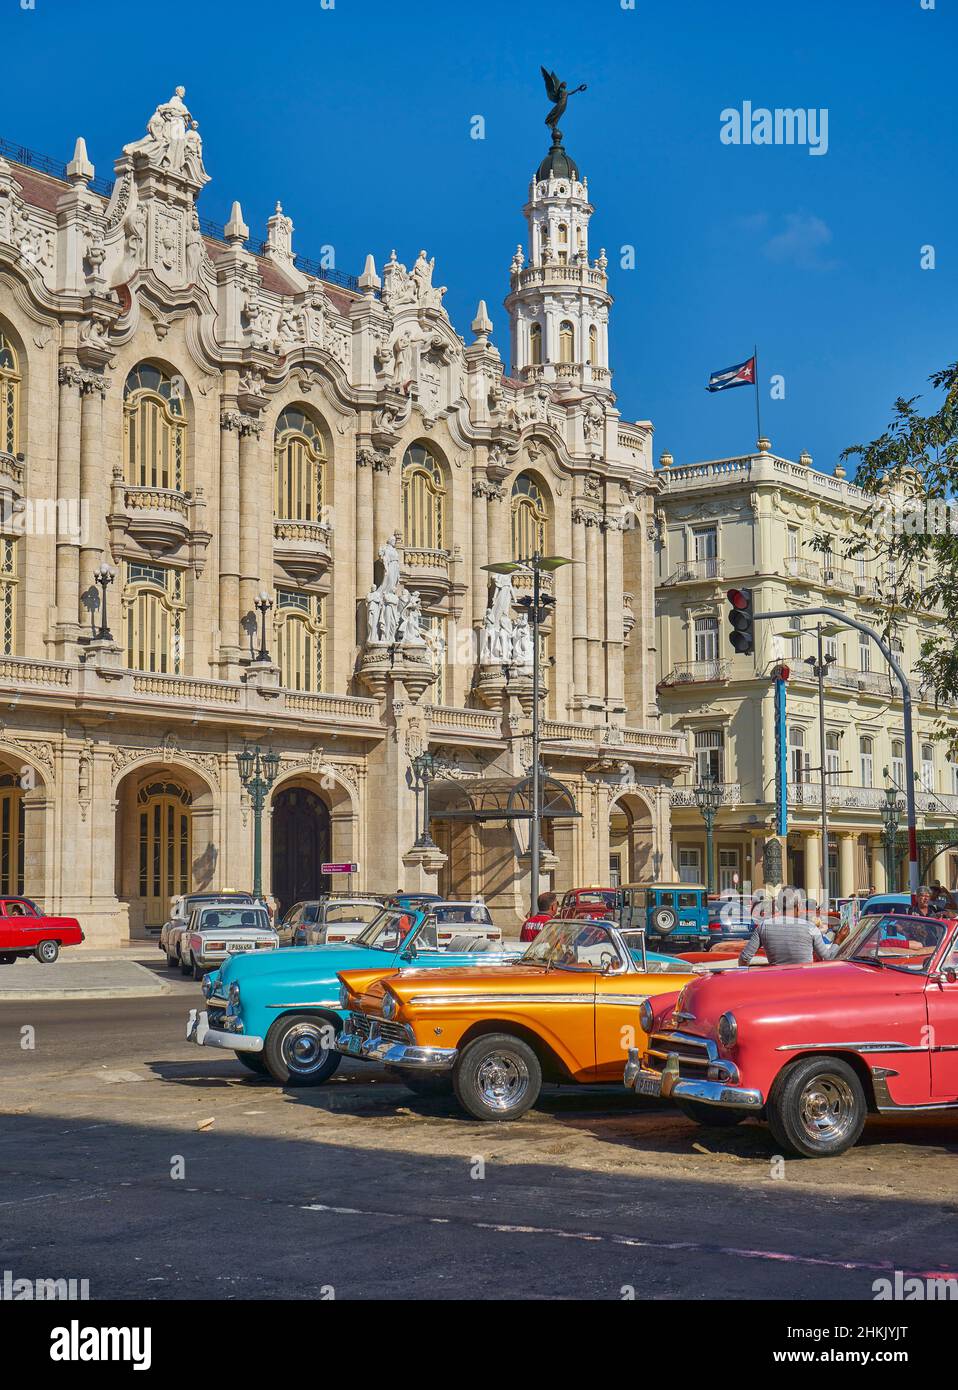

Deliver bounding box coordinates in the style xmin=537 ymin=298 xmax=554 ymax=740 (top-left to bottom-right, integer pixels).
xmin=624 ymin=1048 xmax=764 ymax=1109
xmin=186 ymin=1008 xmax=264 ymax=1055
xmin=336 ymin=1029 xmax=457 ymax=1070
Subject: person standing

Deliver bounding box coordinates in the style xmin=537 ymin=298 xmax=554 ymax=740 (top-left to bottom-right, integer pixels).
xmin=739 ymin=894 xmax=842 ymax=966
xmin=521 ymin=891 xmax=559 ymax=943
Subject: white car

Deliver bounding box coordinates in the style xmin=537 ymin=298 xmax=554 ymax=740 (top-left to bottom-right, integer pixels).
xmin=160 ymin=892 xmax=258 ymax=965
xmin=179 ymin=905 xmax=277 ymax=980
xmin=429 ymin=901 xmax=502 ymax=948
xmin=302 ymin=898 xmax=387 ymax=946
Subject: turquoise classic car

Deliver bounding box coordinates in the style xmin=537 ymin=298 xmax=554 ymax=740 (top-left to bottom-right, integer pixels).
xmin=186 ymin=906 xmax=693 ymax=1086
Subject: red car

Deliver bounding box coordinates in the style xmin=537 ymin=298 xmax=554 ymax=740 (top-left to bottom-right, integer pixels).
xmin=0 ymin=897 xmax=84 ymax=964
xmin=625 ymin=912 xmax=958 ymax=1158
xmin=557 ymin=887 xmax=619 ymax=921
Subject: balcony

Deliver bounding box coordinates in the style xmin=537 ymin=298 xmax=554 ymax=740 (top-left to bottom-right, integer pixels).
xmin=399 ymin=546 xmax=452 ymax=607
xmin=659 ymin=659 xmax=731 ymax=687
xmin=108 ymin=477 xmax=211 ymax=571
xmin=670 ymin=781 xmax=742 ymax=808
xmin=666 ymin=556 xmax=724 ymax=585
xmin=273 ymin=518 xmax=332 ymax=584
xmin=785 ymin=557 xmax=821 ymax=584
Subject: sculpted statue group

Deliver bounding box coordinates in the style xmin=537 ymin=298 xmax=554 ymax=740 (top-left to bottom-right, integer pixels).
xmin=365 ymin=533 xmax=424 ymax=646
xmin=479 ymin=574 xmax=534 ymax=667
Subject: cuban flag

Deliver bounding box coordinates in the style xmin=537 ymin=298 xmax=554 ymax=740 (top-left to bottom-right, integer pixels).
xmin=706 ymin=357 xmax=756 ymax=392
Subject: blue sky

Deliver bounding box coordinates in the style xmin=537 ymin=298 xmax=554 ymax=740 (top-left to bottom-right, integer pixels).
xmin=3 ymin=0 xmax=955 ymax=470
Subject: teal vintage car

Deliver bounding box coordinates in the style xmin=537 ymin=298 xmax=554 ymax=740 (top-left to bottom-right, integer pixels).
xmin=186 ymin=905 xmax=694 ymax=1086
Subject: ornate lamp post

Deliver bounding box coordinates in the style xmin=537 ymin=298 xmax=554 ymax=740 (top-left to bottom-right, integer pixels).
xmin=237 ymin=744 xmax=280 ymax=900
xmin=693 ymin=772 xmax=721 ymax=894
xmin=483 ymin=552 xmax=574 ymax=915
xmin=94 ymin=561 xmax=116 ymax=642
xmin=410 ymin=749 xmax=439 ymax=849
xmin=254 ymin=589 xmax=274 ymax=663
xmin=881 ymin=782 xmax=904 ymax=891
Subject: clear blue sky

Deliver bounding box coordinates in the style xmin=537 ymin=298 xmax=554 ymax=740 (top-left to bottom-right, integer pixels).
xmin=3 ymin=0 xmax=955 ymax=470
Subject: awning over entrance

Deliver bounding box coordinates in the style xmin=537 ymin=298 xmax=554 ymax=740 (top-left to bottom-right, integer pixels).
xmin=428 ymin=773 xmax=580 ymax=823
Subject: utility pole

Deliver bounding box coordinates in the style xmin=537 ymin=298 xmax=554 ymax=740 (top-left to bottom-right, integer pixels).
xmin=806 ymin=623 xmax=836 ymax=919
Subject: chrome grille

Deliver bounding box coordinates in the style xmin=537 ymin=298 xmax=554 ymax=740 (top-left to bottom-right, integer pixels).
xmin=348 ymin=1012 xmax=412 ymax=1047
xmin=349 ymin=1011 xmax=371 ymax=1039
xmin=646 ymin=1030 xmax=713 ymax=1079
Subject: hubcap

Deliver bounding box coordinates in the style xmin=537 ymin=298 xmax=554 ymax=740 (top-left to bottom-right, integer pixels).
xmin=476 ymin=1051 xmax=530 ymax=1112
xmin=282 ymin=1024 xmax=328 ymax=1075
xmin=798 ymin=1073 xmax=857 ymax=1144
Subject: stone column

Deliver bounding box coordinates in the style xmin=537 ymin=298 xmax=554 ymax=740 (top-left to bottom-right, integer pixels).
xmin=839 ymin=831 xmax=856 ymax=897
xmin=804 ymin=831 xmax=822 ymax=903
xmin=78 ymin=372 xmax=109 ymax=623
xmin=603 ymin=512 xmax=625 ymax=712
xmin=238 ymin=415 xmax=265 ymax=621
xmin=872 ymin=838 xmax=888 ymax=893
xmin=571 ymin=509 xmax=588 ymax=708
xmin=54 ymin=364 xmax=83 ymax=644
xmin=356 ymin=448 xmax=375 ymax=601
xmin=471 ymin=479 xmax=491 ymax=628
xmin=218 ymin=409 xmax=243 ymax=665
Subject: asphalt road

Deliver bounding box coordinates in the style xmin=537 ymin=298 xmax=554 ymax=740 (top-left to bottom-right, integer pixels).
xmin=1 ymin=990 xmax=957 ymax=1301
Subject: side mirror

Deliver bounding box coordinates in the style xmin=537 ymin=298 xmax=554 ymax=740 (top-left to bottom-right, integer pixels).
xmin=940 ymin=966 xmax=958 ymax=985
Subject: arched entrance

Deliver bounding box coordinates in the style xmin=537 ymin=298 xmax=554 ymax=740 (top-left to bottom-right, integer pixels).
xmin=0 ymin=768 xmax=24 ymax=895
xmin=610 ymin=793 xmax=655 ymax=884
xmin=135 ymin=780 xmax=192 ymax=928
xmin=271 ymin=786 xmax=331 ymax=917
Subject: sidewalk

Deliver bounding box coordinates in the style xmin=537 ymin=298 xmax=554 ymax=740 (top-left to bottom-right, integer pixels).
xmin=0 ymin=956 xmax=172 ymax=1002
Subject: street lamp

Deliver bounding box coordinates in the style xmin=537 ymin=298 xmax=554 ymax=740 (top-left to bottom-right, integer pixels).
xmin=94 ymin=561 xmax=116 ymax=642
xmin=254 ymin=589 xmax=274 ymax=663
xmin=483 ymin=552 xmax=575 ymax=915
xmin=804 ymin=622 xmax=841 ymax=920
xmin=880 ymin=778 xmax=904 ymax=890
xmin=410 ymin=749 xmax=439 ymax=849
xmin=693 ymin=772 xmax=721 ymax=894
xmin=237 ymin=744 xmax=280 ymax=900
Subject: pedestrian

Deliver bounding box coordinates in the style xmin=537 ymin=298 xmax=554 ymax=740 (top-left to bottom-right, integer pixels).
xmin=520 ymin=890 xmax=558 ymax=943
xmin=738 ymin=890 xmax=842 ymax=966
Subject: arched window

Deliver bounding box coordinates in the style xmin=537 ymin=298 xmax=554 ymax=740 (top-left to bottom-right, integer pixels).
xmin=274 ymin=407 xmax=326 ymax=522
xmin=511 ymin=474 xmax=547 ymax=559
xmin=556 ymin=223 xmax=569 ymax=265
xmin=0 ymin=537 xmax=16 ymax=655
xmin=558 ymin=321 xmax=575 ymax=365
xmin=402 ymin=444 xmax=445 ymax=551
xmin=0 ymin=770 xmax=24 ymax=895
xmin=0 ymin=330 xmax=21 ymax=456
xmin=123 ymin=562 xmax=185 ymax=674
xmin=529 ymin=322 xmax=543 ymax=366
xmin=137 ymin=781 xmax=191 ymax=926
xmin=123 ymin=364 xmax=186 ymax=491
xmin=588 ymin=324 xmax=599 ymax=367
xmin=276 ymin=588 xmax=326 ymax=692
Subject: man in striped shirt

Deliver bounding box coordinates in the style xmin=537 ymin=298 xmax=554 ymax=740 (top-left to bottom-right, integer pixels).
xmin=739 ymin=895 xmax=844 ymax=966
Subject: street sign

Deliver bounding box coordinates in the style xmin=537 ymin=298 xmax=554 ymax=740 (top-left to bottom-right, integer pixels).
xmin=321 ymin=862 xmax=358 ymax=875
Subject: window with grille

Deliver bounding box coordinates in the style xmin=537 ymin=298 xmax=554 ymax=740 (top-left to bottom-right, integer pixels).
xmin=123 ymin=364 xmax=186 ymax=491
xmin=529 ymin=323 xmax=543 ymax=366
xmin=0 ymin=537 xmax=15 ymax=655
xmin=558 ymin=321 xmax=575 ymax=364
xmin=677 ymin=847 xmax=702 ymax=884
xmin=0 ymin=329 xmax=20 ymax=456
xmin=402 ymin=444 xmax=445 ymax=551
xmin=123 ymin=562 xmax=185 ymax=673
xmin=694 ymin=616 xmax=719 ymax=662
xmin=694 ymin=729 xmax=724 ymax=783
xmin=274 ymin=407 xmax=325 ymax=522
xmin=588 ymin=324 xmax=598 ymax=366
xmin=511 ymin=474 xmax=547 ymax=559
xmin=276 ymin=588 xmax=325 ymax=692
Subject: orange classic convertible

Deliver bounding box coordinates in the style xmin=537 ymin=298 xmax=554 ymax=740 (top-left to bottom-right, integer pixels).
xmin=336 ymin=916 xmax=698 ymax=1121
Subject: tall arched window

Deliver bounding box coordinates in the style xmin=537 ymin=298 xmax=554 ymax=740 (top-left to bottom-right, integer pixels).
xmin=0 ymin=330 xmax=21 ymax=456
xmin=123 ymin=562 xmax=185 ymax=674
xmin=402 ymin=444 xmax=445 ymax=550
xmin=0 ymin=770 xmax=24 ymax=895
xmin=274 ymin=407 xmax=326 ymax=522
xmin=588 ymin=324 xmax=599 ymax=367
xmin=529 ymin=322 xmax=543 ymax=366
xmin=0 ymin=537 xmax=16 ymax=655
xmin=511 ymin=474 xmax=547 ymax=559
xmin=123 ymin=364 xmax=186 ymax=491
xmin=558 ymin=321 xmax=575 ymax=365
xmin=276 ymin=588 xmax=326 ymax=692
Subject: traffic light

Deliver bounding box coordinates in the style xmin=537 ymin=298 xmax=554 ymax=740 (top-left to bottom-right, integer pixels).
xmin=726 ymin=588 xmax=754 ymax=655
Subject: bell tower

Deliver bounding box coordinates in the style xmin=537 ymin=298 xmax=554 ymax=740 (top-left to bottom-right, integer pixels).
xmin=505 ymin=125 xmax=612 ymax=395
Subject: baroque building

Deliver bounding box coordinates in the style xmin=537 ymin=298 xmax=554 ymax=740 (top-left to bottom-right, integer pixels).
xmin=0 ymin=88 xmax=687 ymax=943
xmin=655 ymin=443 xmax=958 ymax=898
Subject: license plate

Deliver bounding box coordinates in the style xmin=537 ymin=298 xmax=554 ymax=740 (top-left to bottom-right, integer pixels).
xmin=227 ymin=942 xmax=252 ymax=952
xmin=342 ymin=1034 xmax=363 ymax=1057
xmin=635 ymin=1071 xmax=662 ymax=1098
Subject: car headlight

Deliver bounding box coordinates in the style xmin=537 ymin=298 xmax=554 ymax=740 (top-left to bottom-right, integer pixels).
xmin=638 ymin=999 xmax=654 ymax=1033
xmin=382 ymin=991 xmax=397 ymax=1021
xmin=339 ymin=983 xmax=351 ymax=1010
xmin=717 ymin=1011 xmax=737 ymax=1048
xmin=201 ymin=973 xmax=214 ymax=1000
xmin=229 ymin=982 xmax=241 ymax=1007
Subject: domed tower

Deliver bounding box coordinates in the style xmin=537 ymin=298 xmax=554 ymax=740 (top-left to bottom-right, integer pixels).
xmin=505 ymin=111 xmax=612 ymax=394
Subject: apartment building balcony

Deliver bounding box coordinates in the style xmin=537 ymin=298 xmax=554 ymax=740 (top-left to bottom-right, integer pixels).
xmin=788 ymin=781 xmax=958 ymax=816
xmin=664 ymin=556 xmax=725 ymax=585
xmin=670 ymin=781 xmax=743 ymax=808
xmin=659 ymin=658 xmax=731 ymax=687
xmin=273 ymin=517 xmax=333 ymax=584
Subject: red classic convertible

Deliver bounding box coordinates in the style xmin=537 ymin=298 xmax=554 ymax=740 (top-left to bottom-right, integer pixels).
xmin=0 ymin=897 xmax=84 ymax=964
xmin=625 ymin=913 xmax=958 ymax=1157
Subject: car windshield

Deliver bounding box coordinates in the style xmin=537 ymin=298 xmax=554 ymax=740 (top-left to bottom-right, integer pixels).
xmin=435 ymin=904 xmax=493 ymax=925
xmin=198 ymin=909 xmax=270 ymax=931
xmin=835 ymin=913 xmax=951 ymax=974
xmin=353 ymin=908 xmax=421 ymax=953
xmin=520 ymin=918 xmax=622 ymax=972
xmin=324 ymin=902 xmax=383 ymax=926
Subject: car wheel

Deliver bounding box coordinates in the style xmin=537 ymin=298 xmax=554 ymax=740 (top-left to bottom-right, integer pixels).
xmin=35 ymin=940 xmax=60 ymax=964
xmin=263 ymin=1014 xmax=343 ymax=1087
xmin=192 ymin=959 xmax=204 ymax=982
xmin=166 ymin=950 xmax=178 ymax=969
xmin=766 ymin=1056 xmax=867 ymax=1158
xmin=453 ymin=1033 xmax=542 ymax=1122
xmin=385 ymin=1067 xmax=453 ymax=1098
xmin=675 ymin=1100 xmax=748 ymax=1128
xmin=650 ymin=905 xmax=678 ymax=935
xmin=235 ymin=1051 xmax=268 ymax=1075
xmin=180 ymin=953 xmax=192 ymax=976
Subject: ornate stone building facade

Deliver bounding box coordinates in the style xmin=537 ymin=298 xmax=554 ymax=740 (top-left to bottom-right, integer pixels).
xmin=0 ymin=89 xmax=687 ymax=943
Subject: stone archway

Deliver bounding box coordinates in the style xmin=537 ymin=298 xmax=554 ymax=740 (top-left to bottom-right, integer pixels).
xmin=0 ymin=748 xmax=50 ymax=904
xmin=268 ymin=773 xmax=357 ymax=916
xmin=610 ymin=792 xmax=656 ymax=884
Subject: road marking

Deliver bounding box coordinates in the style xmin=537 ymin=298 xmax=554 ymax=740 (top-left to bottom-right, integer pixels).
xmin=301 ymin=1201 xmax=958 ymax=1281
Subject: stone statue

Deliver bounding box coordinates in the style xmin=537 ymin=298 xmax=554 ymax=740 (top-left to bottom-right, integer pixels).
xmin=540 ymin=67 xmax=587 ymax=138
xmin=365 ymin=586 xmax=383 ymax=644
xmin=512 ymin=612 xmax=534 ymax=666
xmin=123 ymin=87 xmax=209 ymax=185
xmin=185 ymin=208 xmax=205 ymax=284
xmin=479 ymin=573 xmax=517 ymax=663
xmin=378 ymin=532 xmax=402 ymax=595
xmin=398 ymin=590 xmax=425 ymax=646
xmin=583 ymin=397 xmax=605 ymax=444
xmin=380 ymin=590 xmax=401 ymax=644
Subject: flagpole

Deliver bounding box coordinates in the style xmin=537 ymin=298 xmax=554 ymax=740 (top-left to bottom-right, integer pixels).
xmin=753 ymin=343 xmax=763 ymax=447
